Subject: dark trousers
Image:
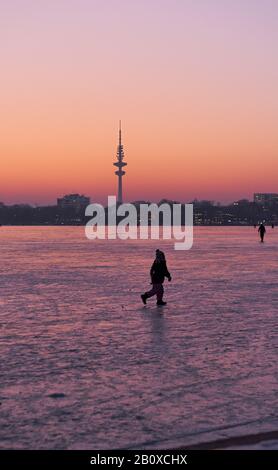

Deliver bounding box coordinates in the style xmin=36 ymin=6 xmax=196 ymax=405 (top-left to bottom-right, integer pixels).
xmin=145 ymin=283 xmax=164 ymax=302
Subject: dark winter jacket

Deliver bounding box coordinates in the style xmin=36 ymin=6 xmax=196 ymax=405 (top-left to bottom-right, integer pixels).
xmin=150 ymin=260 xmax=171 ymax=284
xmin=258 ymin=225 xmax=266 ymax=233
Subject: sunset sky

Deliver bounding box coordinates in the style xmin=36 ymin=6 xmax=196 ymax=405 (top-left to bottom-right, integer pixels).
xmin=1 ymin=0 xmax=277 ymax=205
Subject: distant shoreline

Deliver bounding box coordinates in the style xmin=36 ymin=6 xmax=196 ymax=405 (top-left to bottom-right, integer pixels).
xmin=0 ymin=224 xmax=272 ymax=228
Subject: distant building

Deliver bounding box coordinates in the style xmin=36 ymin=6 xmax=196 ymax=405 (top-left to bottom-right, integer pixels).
xmin=254 ymin=193 xmax=278 ymax=204
xmin=57 ymin=194 xmax=90 ymax=211
xmin=233 ymin=199 xmax=250 ymax=206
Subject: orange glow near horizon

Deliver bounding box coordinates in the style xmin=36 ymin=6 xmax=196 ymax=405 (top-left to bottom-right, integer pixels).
xmin=1 ymin=1 xmax=277 ymax=205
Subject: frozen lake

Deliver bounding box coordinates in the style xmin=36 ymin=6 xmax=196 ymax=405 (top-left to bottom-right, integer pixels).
xmin=0 ymin=226 xmax=277 ymax=449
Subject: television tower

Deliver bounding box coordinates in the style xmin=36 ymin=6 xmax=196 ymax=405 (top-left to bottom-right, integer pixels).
xmin=113 ymin=121 xmax=127 ymax=204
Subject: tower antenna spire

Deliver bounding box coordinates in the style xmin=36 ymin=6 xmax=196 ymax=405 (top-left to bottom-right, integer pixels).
xmin=113 ymin=121 xmax=127 ymax=204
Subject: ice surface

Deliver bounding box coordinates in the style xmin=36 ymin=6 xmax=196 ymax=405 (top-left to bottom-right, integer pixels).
xmin=0 ymin=227 xmax=277 ymax=449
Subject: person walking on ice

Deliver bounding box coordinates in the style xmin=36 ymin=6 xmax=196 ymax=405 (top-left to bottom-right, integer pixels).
xmin=141 ymin=249 xmax=172 ymax=306
xmin=258 ymin=223 xmax=266 ymax=242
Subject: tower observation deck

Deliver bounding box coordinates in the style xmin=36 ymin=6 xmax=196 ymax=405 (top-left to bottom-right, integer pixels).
xmin=113 ymin=121 xmax=127 ymax=204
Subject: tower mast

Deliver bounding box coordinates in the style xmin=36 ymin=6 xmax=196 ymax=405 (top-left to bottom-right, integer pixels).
xmin=113 ymin=121 xmax=127 ymax=204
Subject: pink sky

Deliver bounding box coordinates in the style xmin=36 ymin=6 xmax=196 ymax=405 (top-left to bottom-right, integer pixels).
xmin=1 ymin=0 xmax=277 ymax=205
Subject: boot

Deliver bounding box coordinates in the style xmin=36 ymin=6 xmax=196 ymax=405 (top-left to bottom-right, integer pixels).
xmin=157 ymin=300 xmax=167 ymax=306
xmin=141 ymin=294 xmax=147 ymax=305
